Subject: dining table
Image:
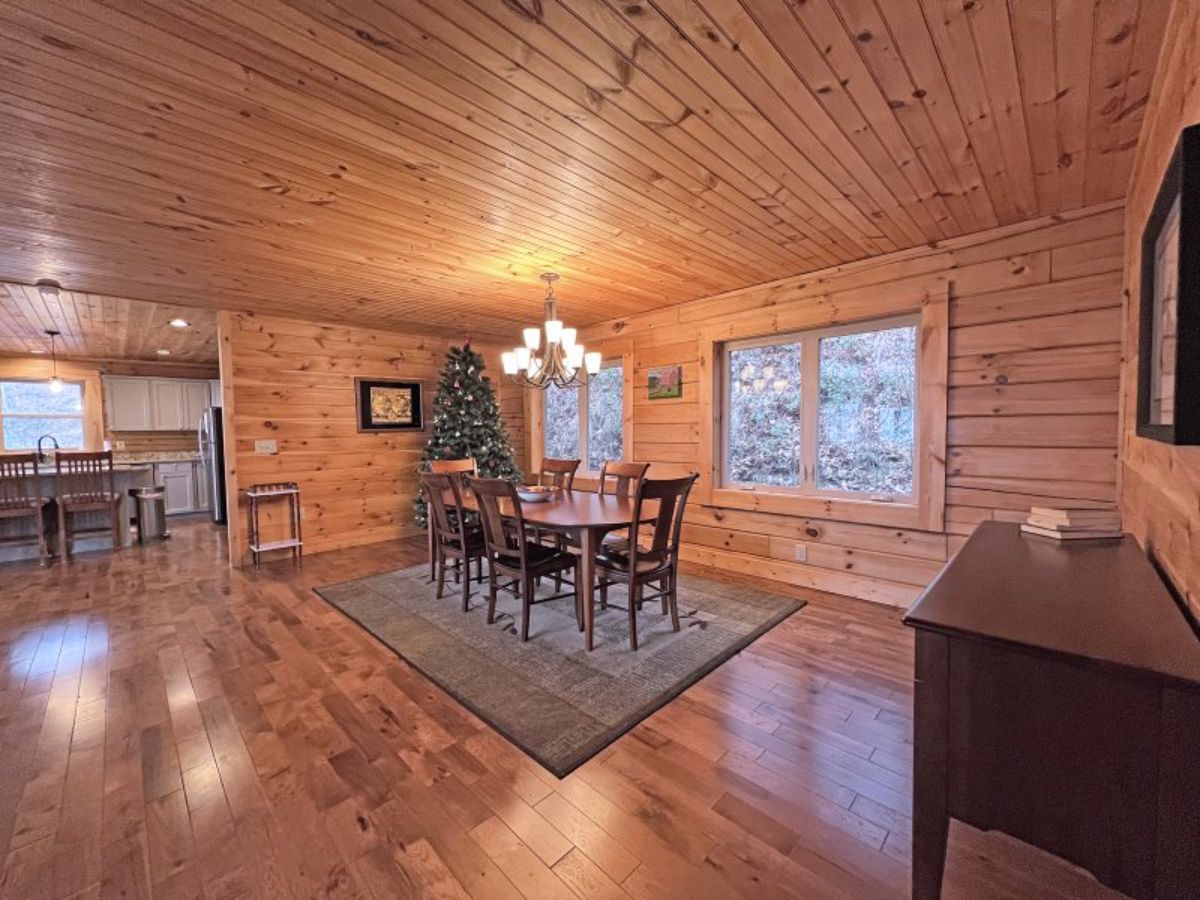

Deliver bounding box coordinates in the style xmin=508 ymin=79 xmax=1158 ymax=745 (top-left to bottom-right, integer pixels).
xmin=441 ymin=487 xmax=657 ymax=651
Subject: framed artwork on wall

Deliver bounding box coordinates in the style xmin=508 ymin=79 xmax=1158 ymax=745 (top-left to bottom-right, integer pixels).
xmin=647 ymin=365 xmax=683 ymax=400
xmin=1137 ymin=122 xmax=1199 ymax=445
xmin=355 ymin=378 xmax=424 ymax=432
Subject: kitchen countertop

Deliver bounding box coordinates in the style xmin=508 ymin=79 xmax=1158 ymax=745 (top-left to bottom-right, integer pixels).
xmin=114 ymin=451 xmax=200 ymax=463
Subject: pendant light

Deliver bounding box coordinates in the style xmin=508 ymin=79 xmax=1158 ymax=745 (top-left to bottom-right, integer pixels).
xmin=501 ymin=274 xmax=601 ymax=390
xmin=45 ymin=329 xmax=63 ymax=393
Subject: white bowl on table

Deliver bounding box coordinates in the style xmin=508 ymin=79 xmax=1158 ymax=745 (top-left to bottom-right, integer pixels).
xmin=517 ymin=485 xmax=557 ymax=503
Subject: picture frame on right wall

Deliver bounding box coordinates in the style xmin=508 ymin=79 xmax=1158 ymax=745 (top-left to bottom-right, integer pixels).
xmin=1138 ymin=122 xmax=1199 ymax=445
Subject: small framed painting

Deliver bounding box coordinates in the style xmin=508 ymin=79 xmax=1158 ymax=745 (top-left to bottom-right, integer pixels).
xmin=355 ymin=378 xmax=424 ymax=432
xmin=1137 ymin=123 xmax=1199 ymax=445
xmin=647 ymin=365 xmax=683 ymax=400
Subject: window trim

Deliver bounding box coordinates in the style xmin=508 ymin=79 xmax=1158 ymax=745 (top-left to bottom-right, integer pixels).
xmin=720 ymin=313 xmax=921 ymax=502
xmin=530 ymin=349 xmax=633 ymax=478
xmin=0 ymin=378 xmax=89 ymax=452
xmin=698 ymin=286 xmax=948 ymax=532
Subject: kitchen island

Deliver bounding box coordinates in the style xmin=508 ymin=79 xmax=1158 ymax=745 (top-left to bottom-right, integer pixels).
xmin=0 ymin=463 xmax=154 ymax=562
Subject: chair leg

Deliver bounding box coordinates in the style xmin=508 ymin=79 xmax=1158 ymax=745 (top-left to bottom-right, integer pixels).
xmin=461 ymin=556 xmax=471 ymax=612
xmin=628 ymin=581 xmax=640 ymax=651
xmin=111 ymin=501 xmax=123 ymax=551
xmin=486 ymin=566 xmax=498 ymax=624
xmin=668 ymin=570 xmax=681 ymax=632
xmin=599 ymin=579 xmax=608 ymax=610
xmin=521 ymin=575 xmax=533 ymax=642
xmin=428 ymin=523 xmax=436 ymax=580
xmin=574 ymin=561 xmax=584 ymax=632
xmin=57 ymin=503 xmax=68 ymax=559
xmin=435 ymin=548 xmax=446 ymax=599
xmin=660 ymin=575 xmax=670 ymax=614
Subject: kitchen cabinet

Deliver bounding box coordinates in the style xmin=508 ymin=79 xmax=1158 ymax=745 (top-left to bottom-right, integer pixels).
xmin=155 ymin=462 xmax=196 ymax=515
xmin=103 ymin=376 xmax=214 ymax=432
xmin=183 ymin=381 xmax=209 ymax=432
xmin=104 ymin=377 xmax=153 ymax=431
xmin=209 ymin=379 xmax=222 ymax=407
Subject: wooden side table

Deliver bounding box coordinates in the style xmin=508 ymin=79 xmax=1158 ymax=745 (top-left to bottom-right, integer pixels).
xmin=246 ymin=482 xmax=302 ymax=566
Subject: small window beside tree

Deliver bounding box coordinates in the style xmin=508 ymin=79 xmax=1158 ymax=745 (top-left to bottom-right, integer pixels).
xmin=722 ymin=317 xmax=917 ymax=501
xmin=0 ymin=380 xmax=86 ymax=452
xmin=541 ymin=360 xmax=625 ymax=470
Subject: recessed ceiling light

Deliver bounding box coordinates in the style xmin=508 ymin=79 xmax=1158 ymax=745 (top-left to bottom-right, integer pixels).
xmin=29 ymin=348 xmax=46 ymax=355
xmin=156 ymin=349 xmax=172 ymax=356
xmin=169 ymin=318 xmax=190 ymax=329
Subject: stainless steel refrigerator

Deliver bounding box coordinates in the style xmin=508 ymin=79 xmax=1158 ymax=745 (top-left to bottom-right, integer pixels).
xmin=198 ymin=407 xmax=227 ymax=524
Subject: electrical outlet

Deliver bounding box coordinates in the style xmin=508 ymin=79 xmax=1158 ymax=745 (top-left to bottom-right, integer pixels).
xmin=113 ymin=440 xmax=125 ymax=450
xmin=794 ymin=543 xmax=808 ymax=563
xmin=255 ymin=439 xmax=278 ymax=455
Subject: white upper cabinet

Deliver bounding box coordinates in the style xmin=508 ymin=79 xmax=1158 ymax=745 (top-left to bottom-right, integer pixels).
xmin=104 ymin=376 xmax=213 ymax=432
xmin=183 ymin=381 xmax=210 ymax=431
xmin=104 ymin=377 xmax=153 ymax=431
xmin=209 ymin=379 xmax=222 ymax=408
xmin=150 ymin=380 xmax=186 ymax=431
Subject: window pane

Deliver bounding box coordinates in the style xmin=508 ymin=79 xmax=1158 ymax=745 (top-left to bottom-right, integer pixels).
xmin=1 ymin=380 xmax=84 ymax=415
xmin=817 ymin=325 xmax=916 ymax=495
xmin=2 ymin=416 xmax=85 ymax=451
xmin=587 ymin=365 xmax=623 ymax=470
xmin=726 ymin=343 xmax=802 ymax=486
xmin=543 ymin=383 xmax=580 ymax=460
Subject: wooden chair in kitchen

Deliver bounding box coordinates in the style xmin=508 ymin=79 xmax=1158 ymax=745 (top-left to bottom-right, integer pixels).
xmin=425 ymin=458 xmax=477 ymax=580
xmin=421 ymin=472 xmax=486 ymax=612
xmin=55 ymin=451 xmax=123 ymax=556
xmin=468 ymin=476 xmax=581 ymax=642
xmin=595 ymin=474 xmax=698 ymax=650
xmin=0 ymin=453 xmax=52 ymax=563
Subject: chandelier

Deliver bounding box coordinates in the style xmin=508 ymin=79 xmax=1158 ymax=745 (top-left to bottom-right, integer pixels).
xmin=501 ymin=273 xmax=600 ymax=389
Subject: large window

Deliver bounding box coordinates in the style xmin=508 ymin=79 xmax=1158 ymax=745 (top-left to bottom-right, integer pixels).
xmin=0 ymin=380 xmax=86 ymax=451
xmin=723 ymin=317 xmax=917 ymax=500
xmin=542 ymin=361 xmax=624 ymax=470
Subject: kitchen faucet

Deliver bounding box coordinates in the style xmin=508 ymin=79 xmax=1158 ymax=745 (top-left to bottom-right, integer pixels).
xmin=36 ymin=434 xmax=60 ymax=463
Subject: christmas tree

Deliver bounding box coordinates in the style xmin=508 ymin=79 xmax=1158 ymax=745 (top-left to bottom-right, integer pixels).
xmin=414 ymin=342 xmax=523 ymax=528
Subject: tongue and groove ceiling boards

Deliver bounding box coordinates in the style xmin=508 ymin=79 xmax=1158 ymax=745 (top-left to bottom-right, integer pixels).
xmin=0 ymin=282 xmax=219 ymax=362
xmin=0 ymin=0 xmax=1167 ymax=337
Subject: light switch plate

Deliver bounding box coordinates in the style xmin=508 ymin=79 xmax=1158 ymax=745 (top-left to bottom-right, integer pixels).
xmin=255 ymin=439 xmax=278 ymax=455
xmin=113 ymin=440 xmax=125 ymax=450
xmin=794 ymin=544 xmax=808 ymax=563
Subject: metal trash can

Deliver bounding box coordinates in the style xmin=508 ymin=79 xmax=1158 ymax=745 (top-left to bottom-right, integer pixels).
xmin=129 ymin=485 xmax=170 ymax=542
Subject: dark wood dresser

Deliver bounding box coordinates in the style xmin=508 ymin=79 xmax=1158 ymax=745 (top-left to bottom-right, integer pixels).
xmin=903 ymin=522 xmax=1200 ymax=900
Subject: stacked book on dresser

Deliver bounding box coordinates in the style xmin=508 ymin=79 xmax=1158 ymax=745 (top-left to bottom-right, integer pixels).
xmin=1021 ymin=506 xmax=1122 ymax=541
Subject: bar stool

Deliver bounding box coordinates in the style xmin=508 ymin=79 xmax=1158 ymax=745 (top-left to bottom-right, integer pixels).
xmin=0 ymin=454 xmax=52 ymax=564
xmin=246 ymin=482 xmax=302 ymax=566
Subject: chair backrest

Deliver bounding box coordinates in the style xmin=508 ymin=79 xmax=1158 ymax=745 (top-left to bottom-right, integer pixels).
xmin=420 ymin=471 xmax=467 ymax=548
xmin=56 ymin=451 xmax=115 ymax=498
xmin=628 ymin=474 xmax=698 ymax=569
xmin=429 ymin=458 xmax=477 ymax=484
xmin=0 ymin=453 xmax=39 ymax=504
xmin=538 ymin=457 xmax=580 ymax=490
xmin=467 ymin=476 xmax=527 ymax=564
xmin=598 ymin=460 xmax=649 ymax=498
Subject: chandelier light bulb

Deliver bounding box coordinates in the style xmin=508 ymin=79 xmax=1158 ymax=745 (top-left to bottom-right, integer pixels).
xmin=561 ymin=328 xmax=577 ymax=352
xmin=584 ymin=352 xmax=602 ymax=375
xmin=501 ymin=351 xmax=518 ymax=375
xmin=544 ymin=319 xmax=564 ymax=344
xmin=566 ymin=344 xmax=585 ymax=369
xmin=514 ymin=347 xmax=531 ymax=369
xmin=523 ymin=328 xmax=541 ymax=350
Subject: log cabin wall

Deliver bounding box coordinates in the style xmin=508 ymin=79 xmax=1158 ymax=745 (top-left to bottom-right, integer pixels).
xmin=1120 ymin=0 xmax=1200 ymax=615
xmin=565 ymin=202 xmax=1124 ymax=607
xmin=221 ymin=312 xmax=526 ymax=563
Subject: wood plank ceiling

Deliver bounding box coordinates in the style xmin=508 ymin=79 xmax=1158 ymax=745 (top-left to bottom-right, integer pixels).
xmin=0 ymin=282 xmax=219 ymax=362
xmin=0 ymin=0 xmax=1168 ymax=340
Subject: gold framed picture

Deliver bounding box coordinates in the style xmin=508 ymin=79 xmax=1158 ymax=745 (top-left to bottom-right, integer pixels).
xmin=355 ymin=378 xmax=424 ymax=432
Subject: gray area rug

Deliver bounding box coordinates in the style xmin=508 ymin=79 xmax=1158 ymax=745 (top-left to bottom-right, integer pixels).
xmin=315 ymin=565 xmax=805 ymax=776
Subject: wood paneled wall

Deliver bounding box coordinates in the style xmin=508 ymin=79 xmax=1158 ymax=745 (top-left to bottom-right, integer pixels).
xmin=568 ymin=202 xmax=1125 ymax=606
xmin=221 ymin=312 xmax=525 ymax=562
xmin=1120 ymin=0 xmax=1200 ymax=616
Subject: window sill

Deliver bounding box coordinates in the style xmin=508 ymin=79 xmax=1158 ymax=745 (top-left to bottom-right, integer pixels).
xmin=707 ymin=486 xmax=933 ymax=530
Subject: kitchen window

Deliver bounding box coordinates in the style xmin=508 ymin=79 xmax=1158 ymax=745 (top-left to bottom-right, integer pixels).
xmin=0 ymin=380 xmax=86 ymax=452
xmin=541 ymin=360 xmax=625 ymax=470
xmin=722 ymin=316 xmax=918 ymax=501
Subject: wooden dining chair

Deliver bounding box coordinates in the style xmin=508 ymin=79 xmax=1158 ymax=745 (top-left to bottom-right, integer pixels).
xmin=536 ymin=457 xmax=580 ymax=490
xmin=596 ymin=460 xmax=650 ymax=553
xmin=467 ymin=476 xmax=581 ymax=642
xmin=0 ymin=454 xmax=52 ymax=564
xmin=56 ymin=451 xmax=123 ymax=556
xmin=425 ymin=458 xmax=477 ymax=579
xmin=595 ymin=474 xmax=698 ymax=650
xmin=421 ymin=472 xmax=486 ymax=612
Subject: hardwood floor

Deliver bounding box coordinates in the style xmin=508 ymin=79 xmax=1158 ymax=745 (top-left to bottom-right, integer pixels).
xmin=0 ymin=521 xmax=1126 ymax=899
